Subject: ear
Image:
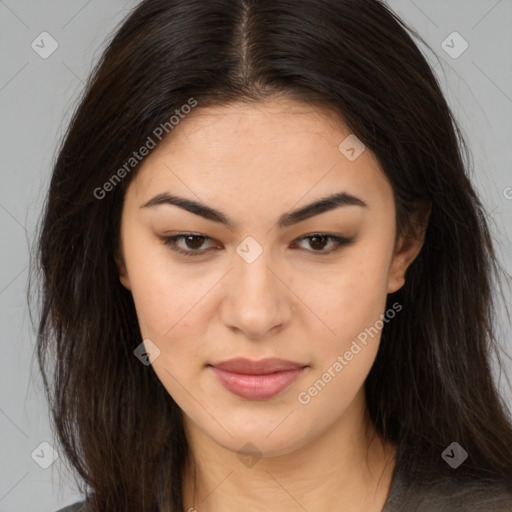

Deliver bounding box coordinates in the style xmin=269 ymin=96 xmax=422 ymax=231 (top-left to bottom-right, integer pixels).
xmin=115 ymin=249 xmax=131 ymax=290
xmin=387 ymin=200 xmax=431 ymax=294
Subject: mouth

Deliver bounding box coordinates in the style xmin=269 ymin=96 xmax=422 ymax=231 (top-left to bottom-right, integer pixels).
xmin=208 ymin=357 xmax=308 ymax=400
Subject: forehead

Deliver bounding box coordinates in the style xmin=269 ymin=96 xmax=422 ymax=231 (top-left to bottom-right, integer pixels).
xmin=128 ymin=98 xmax=392 ymax=216
xmin=152 ymin=98 xmax=351 ymax=161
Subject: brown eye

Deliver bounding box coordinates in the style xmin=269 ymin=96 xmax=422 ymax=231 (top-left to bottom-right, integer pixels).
xmin=293 ymin=233 xmax=354 ymax=255
xmin=163 ymin=234 xmax=217 ymax=257
xmin=181 ymin=235 xmax=207 ymax=250
xmin=308 ymin=235 xmax=329 ymax=251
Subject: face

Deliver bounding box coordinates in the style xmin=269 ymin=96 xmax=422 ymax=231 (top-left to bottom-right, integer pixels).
xmin=117 ymin=97 xmax=425 ymax=458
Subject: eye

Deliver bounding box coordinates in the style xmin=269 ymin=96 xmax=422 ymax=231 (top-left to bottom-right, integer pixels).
xmin=162 ymin=232 xmax=355 ymax=258
xmin=162 ymin=234 xmax=218 ymax=257
xmin=291 ymin=233 xmax=355 ymax=255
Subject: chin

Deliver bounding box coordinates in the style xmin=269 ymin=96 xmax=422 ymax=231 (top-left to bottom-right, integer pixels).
xmin=210 ymin=420 xmax=314 ymax=459
xmin=233 ymin=436 xmax=305 ymax=460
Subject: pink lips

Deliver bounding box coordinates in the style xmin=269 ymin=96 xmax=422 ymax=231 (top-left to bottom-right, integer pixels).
xmin=209 ymin=357 xmax=307 ymax=400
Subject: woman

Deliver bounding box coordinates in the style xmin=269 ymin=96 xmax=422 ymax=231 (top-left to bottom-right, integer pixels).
xmin=33 ymin=0 xmax=512 ymax=510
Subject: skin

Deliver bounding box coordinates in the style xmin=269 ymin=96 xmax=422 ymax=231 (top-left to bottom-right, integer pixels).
xmin=117 ymin=97 xmax=430 ymax=511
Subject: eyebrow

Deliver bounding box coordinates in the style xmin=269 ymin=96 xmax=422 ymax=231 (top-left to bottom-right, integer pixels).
xmin=141 ymin=191 xmax=367 ymax=229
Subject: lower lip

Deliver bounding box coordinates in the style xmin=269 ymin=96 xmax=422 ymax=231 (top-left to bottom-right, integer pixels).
xmin=209 ymin=366 xmax=307 ymax=400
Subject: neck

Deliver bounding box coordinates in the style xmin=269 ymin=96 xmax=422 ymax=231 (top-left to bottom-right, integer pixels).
xmin=181 ymin=392 xmax=397 ymax=512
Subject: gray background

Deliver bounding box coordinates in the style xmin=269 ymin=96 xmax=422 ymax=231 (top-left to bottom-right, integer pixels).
xmin=1 ymin=1 xmax=511 ymax=511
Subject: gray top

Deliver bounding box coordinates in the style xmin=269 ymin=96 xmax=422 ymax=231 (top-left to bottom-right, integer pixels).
xmin=381 ymin=468 xmax=512 ymax=511
xmin=56 ymin=464 xmax=512 ymax=511
xmin=55 ymin=504 xmax=88 ymax=512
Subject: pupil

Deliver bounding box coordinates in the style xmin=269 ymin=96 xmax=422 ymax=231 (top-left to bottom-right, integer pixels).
xmin=310 ymin=235 xmax=327 ymax=250
xmin=186 ymin=236 xmax=203 ymax=249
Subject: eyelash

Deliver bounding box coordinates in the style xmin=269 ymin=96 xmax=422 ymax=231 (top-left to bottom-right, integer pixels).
xmin=162 ymin=233 xmax=355 ymax=258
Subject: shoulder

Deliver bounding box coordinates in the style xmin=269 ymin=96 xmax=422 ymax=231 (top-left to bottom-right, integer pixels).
xmin=422 ymin=476 xmax=512 ymax=511
xmin=385 ymin=468 xmax=512 ymax=511
xmin=55 ymin=501 xmax=88 ymax=512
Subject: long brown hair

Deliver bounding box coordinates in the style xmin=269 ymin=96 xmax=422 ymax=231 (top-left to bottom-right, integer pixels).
xmin=31 ymin=0 xmax=512 ymax=510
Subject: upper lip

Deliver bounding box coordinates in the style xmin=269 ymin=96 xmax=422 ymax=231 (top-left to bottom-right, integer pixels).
xmin=210 ymin=357 xmax=306 ymax=375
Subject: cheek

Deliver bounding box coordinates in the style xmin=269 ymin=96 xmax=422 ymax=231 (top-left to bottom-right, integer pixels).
xmin=127 ymin=258 xmax=210 ymax=397
xmin=300 ymin=240 xmax=393 ymax=395
xmin=122 ymin=242 xmax=199 ymax=361
xmin=307 ymin=257 xmax=391 ymax=343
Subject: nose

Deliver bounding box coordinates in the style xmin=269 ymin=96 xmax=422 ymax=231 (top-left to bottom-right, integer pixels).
xmin=220 ymin=248 xmax=294 ymax=341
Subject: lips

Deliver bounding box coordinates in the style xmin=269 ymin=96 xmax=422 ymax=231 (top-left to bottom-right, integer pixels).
xmin=209 ymin=357 xmax=308 ymax=400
